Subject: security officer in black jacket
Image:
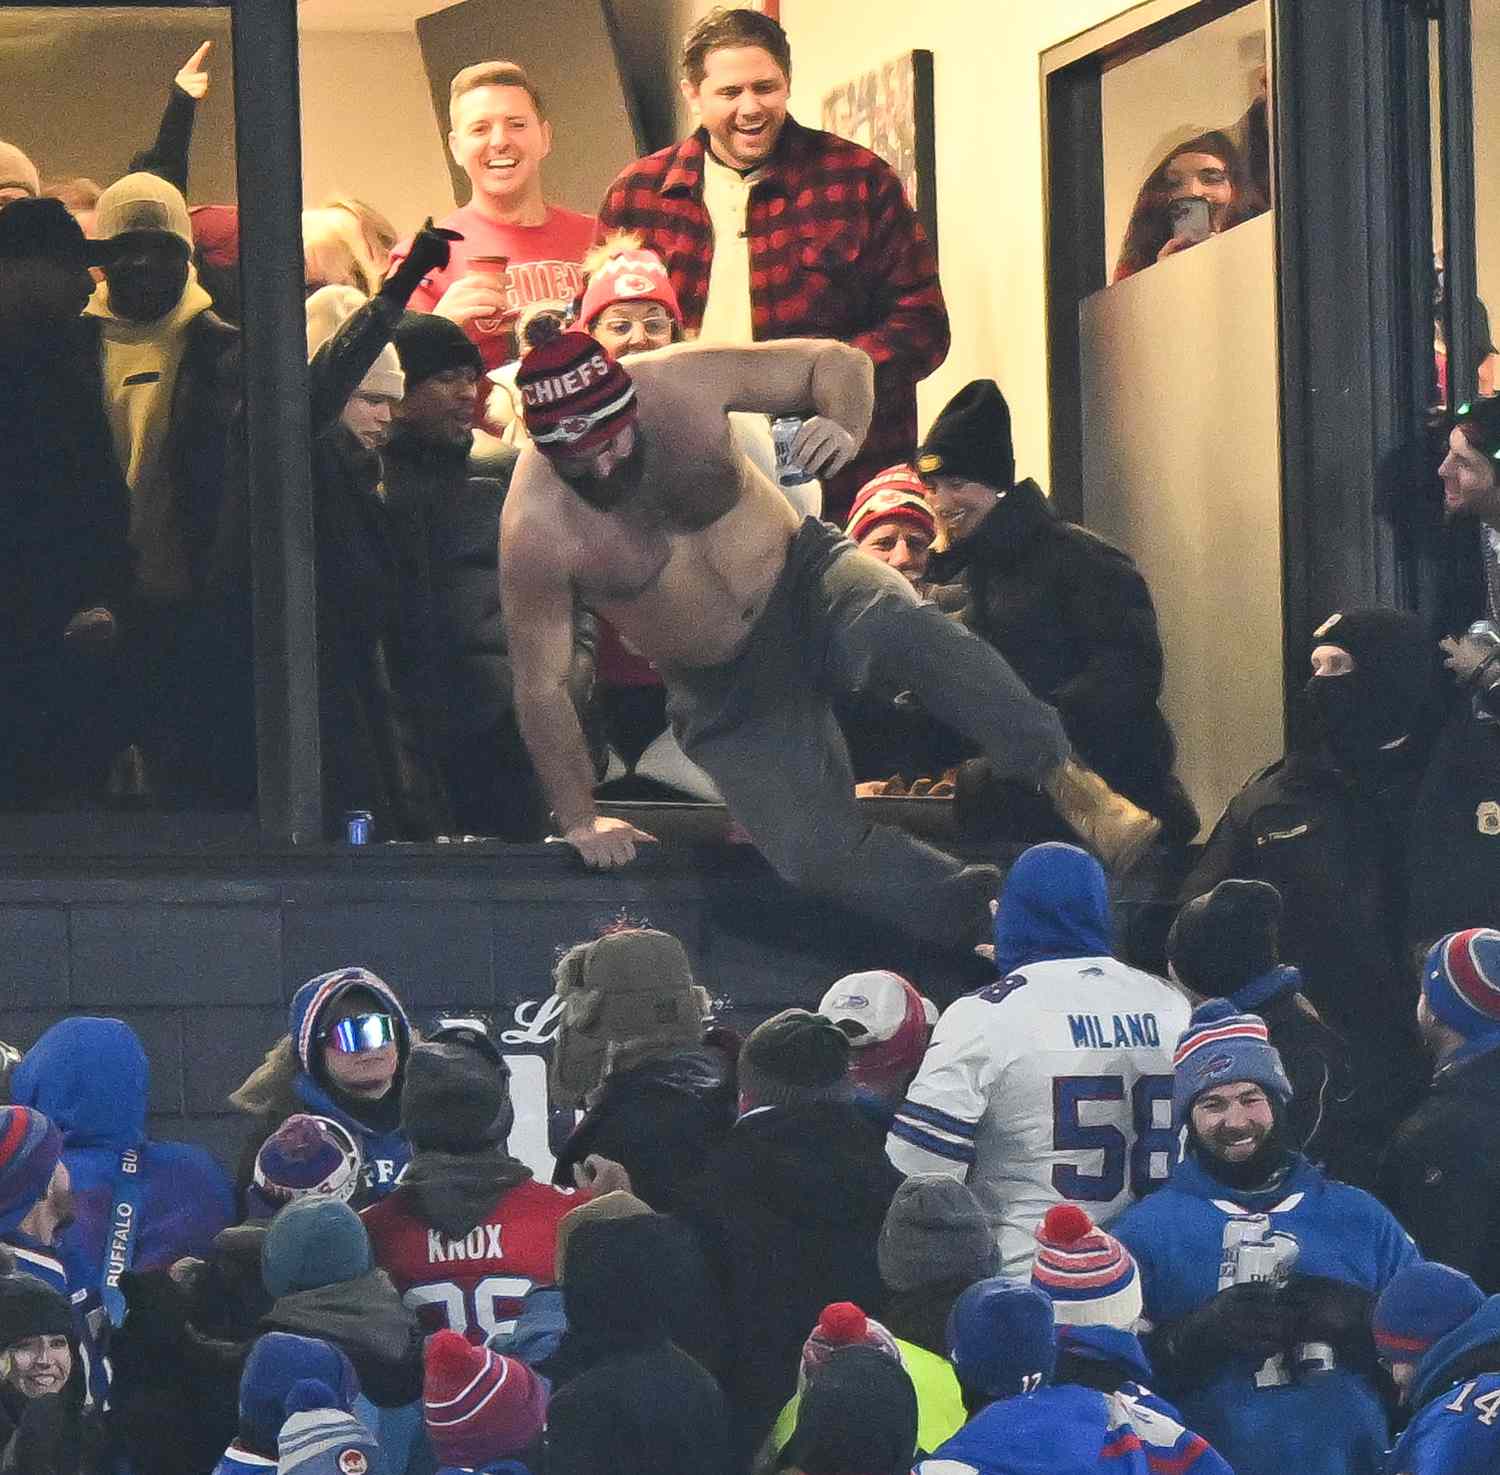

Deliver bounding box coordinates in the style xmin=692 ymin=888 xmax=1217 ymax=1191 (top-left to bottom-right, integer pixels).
xmin=1180 ymin=606 xmax=1441 ymax=1138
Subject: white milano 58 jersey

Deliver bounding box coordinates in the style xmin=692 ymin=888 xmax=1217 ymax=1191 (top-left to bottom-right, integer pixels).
xmin=887 ymin=958 xmax=1190 ymax=1276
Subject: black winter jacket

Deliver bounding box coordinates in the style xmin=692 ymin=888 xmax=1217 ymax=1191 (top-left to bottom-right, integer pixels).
xmin=1181 ymin=746 xmax=1429 ymax=1124
xmin=1407 ymin=707 xmax=1500 ymax=944
xmin=1381 ymin=1042 xmax=1500 ymax=1293
xmin=927 ymin=480 xmax=1197 ymax=841
xmin=551 ymin=1045 xmax=737 ymax=1216
xmin=674 ymin=1102 xmax=904 ymax=1466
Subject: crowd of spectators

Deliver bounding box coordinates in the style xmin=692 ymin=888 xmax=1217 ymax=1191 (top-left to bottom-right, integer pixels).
xmin=2 ymin=5 xmax=1500 ymax=1471
xmin=0 ymin=890 xmax=1494 ymax=1471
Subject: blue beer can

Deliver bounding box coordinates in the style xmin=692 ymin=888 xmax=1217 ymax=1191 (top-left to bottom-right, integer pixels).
xmin=345 ymin=810 xmax=374 ymax=846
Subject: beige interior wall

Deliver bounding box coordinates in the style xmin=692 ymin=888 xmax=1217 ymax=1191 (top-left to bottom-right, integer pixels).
xmin=1100 ymin=4 xmax=1266 ymax=277
xmin=298 ymin=27 xmax=456 ymax=237
xmin=1472 ymin=6 xmax=1500 ymax=318
xmin=1079 ymin=214 xmax=1283 ymax=834
xmin=773 ymin=0 xmax=1220 ymax=485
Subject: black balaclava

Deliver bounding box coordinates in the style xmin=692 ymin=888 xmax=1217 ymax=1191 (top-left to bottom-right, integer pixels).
xmin=1303 ymin=607 xmax=1433 ymax=763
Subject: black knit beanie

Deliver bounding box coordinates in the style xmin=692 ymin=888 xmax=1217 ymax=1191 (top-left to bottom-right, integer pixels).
xmin=392 ymin=310 xmax=484 ymax=387
xmin=401 ymin=1042 xmax=514 ymax=1152
xmin=0 ymin=1272 xmax=74 ymax=1347
xmin=739 ymin=1010 xmax=851 ymax=1107
xmin=916 ymin=380 xmax=1015 ymax=492
xmin=1454 ymin=392 xmax=1500 ymax=460
xmin=1167 ymin=880 xmax=1282 ymax=996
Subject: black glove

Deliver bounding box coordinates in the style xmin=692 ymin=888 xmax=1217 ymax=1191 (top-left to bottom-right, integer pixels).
xmin=1152 ymin=1283 xmax=1296 ymax=1384
xmin=4 ymin=1393 xmax=75 ymax=1475
xmin=1283 ymin=1274 xmax=1378 ymax=1369
xmin=382 ymin=218 xmax=462 ymax=301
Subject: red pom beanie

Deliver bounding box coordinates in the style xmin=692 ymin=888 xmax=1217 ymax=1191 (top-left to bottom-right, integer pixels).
xmin=423 ymin=1329 xmax=547 ymax=1466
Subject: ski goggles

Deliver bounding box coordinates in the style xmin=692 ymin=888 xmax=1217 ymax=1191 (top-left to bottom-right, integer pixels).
xmin=321 ymin=1012 xmax=397 ymax=1054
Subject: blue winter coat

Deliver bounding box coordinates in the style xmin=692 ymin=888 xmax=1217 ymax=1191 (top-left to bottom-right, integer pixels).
xmin=1382 ymin=1296 xmax=1500 ymax=1475
xmin=1113 ymin=1151 xmax=1418 ymax=1475
xmin=10 ymin=1017 xmax=234 ymax=1298
xmin=916 ymin=1383 xmax=1230 ymax=1475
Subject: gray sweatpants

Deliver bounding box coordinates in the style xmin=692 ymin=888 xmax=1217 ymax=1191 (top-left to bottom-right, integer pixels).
xmin=662 ymin=518 xmax=1069 ymax=944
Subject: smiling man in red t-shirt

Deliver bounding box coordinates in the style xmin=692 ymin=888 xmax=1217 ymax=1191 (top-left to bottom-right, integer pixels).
xmin=389 ymin=61 xmax=595 ymax=372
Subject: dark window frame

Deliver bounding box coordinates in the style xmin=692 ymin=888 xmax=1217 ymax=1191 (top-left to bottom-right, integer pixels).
xmin=1 ymin=0 xmax=320 ymax=855
xmin=1041 ymin=0 xmax=1453 ymax=741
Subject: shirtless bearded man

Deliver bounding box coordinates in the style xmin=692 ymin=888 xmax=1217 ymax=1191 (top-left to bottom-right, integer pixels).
xmin=500 ymin=329 xmax=1158 ymax=946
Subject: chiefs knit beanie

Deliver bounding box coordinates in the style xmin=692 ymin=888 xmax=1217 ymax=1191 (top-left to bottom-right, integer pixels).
xmin=577 ymin=246 xmax=682 ymax=331
xmin=916 ymin=380 xmax=1015 ymax=493
xmin=844 ymin=465 xmax=936 ymax=545
xmin=1422 ymin=928 xmax=1500 ymax=1039
xmin=516 ymin=328 xmax=636 ymax=454
xmin=1374 ymin=1261 xmax=1486 ymax=1363
xmin=1030 ymin=1205 xmax=1142 ymax=1330
xmin=423 ymin=1329 xmax=547 ymax=1467
xmin=738 ymin=1009 xmax=852 ymax=1107
xmin=878 ymin=1174 xmax=1000 ymax=1294
xmin=1167 ymin=879 xmax=1283 ymax=997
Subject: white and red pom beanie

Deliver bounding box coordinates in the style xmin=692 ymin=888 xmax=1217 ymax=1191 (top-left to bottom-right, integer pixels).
xmin=1030 ymin=1205 xmax=1143 ymax=1329
xmin=844 ymin=465 xmax=935 ymax=545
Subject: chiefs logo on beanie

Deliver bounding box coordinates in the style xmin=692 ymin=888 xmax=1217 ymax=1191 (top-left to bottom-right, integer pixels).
xmin=516 ymin=328 xmax=637 ymax=454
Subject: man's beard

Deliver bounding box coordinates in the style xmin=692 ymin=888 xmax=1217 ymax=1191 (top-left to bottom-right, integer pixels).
xmin=563 ymin=439 xmax=646 ymax=511
xmin=1191 ymin=1113 xmax=1294 ymax=1192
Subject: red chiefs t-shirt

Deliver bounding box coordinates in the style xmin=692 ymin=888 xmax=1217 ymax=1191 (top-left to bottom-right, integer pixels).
xmin=361 ymin=1178 xmax=587 ymax=1343
xmin=390 ymin=202 xmax=596 ymax=372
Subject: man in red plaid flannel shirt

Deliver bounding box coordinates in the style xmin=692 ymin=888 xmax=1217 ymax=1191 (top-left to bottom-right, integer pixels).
xmin=596 ymin=7 xmax=948 ymax=524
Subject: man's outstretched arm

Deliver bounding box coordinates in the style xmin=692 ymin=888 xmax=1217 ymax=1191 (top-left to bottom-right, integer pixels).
xmin=648 ymin=338 xmax=875 ymax=479
xmin=500 ymin=483 xmax=654 ymax=867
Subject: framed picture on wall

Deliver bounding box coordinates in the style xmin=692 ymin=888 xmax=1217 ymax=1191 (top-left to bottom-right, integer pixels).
xmin=821 ymin=50 xmax=937 ymax=254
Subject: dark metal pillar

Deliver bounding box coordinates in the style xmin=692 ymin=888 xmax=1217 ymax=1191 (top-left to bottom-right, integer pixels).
xmin=231 ymin=0 xmax=322 ymax=844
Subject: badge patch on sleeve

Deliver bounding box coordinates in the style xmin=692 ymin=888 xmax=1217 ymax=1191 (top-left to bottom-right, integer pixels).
xmin=1477 ymin=800 xmax=1500 ymax=836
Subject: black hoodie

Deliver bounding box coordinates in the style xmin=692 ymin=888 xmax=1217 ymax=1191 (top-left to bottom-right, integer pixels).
xmin=1382 ymin=1041 xmax=1500 ymax=1293
xmin=674 ymin=1102 xmax=904 ymax=1465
